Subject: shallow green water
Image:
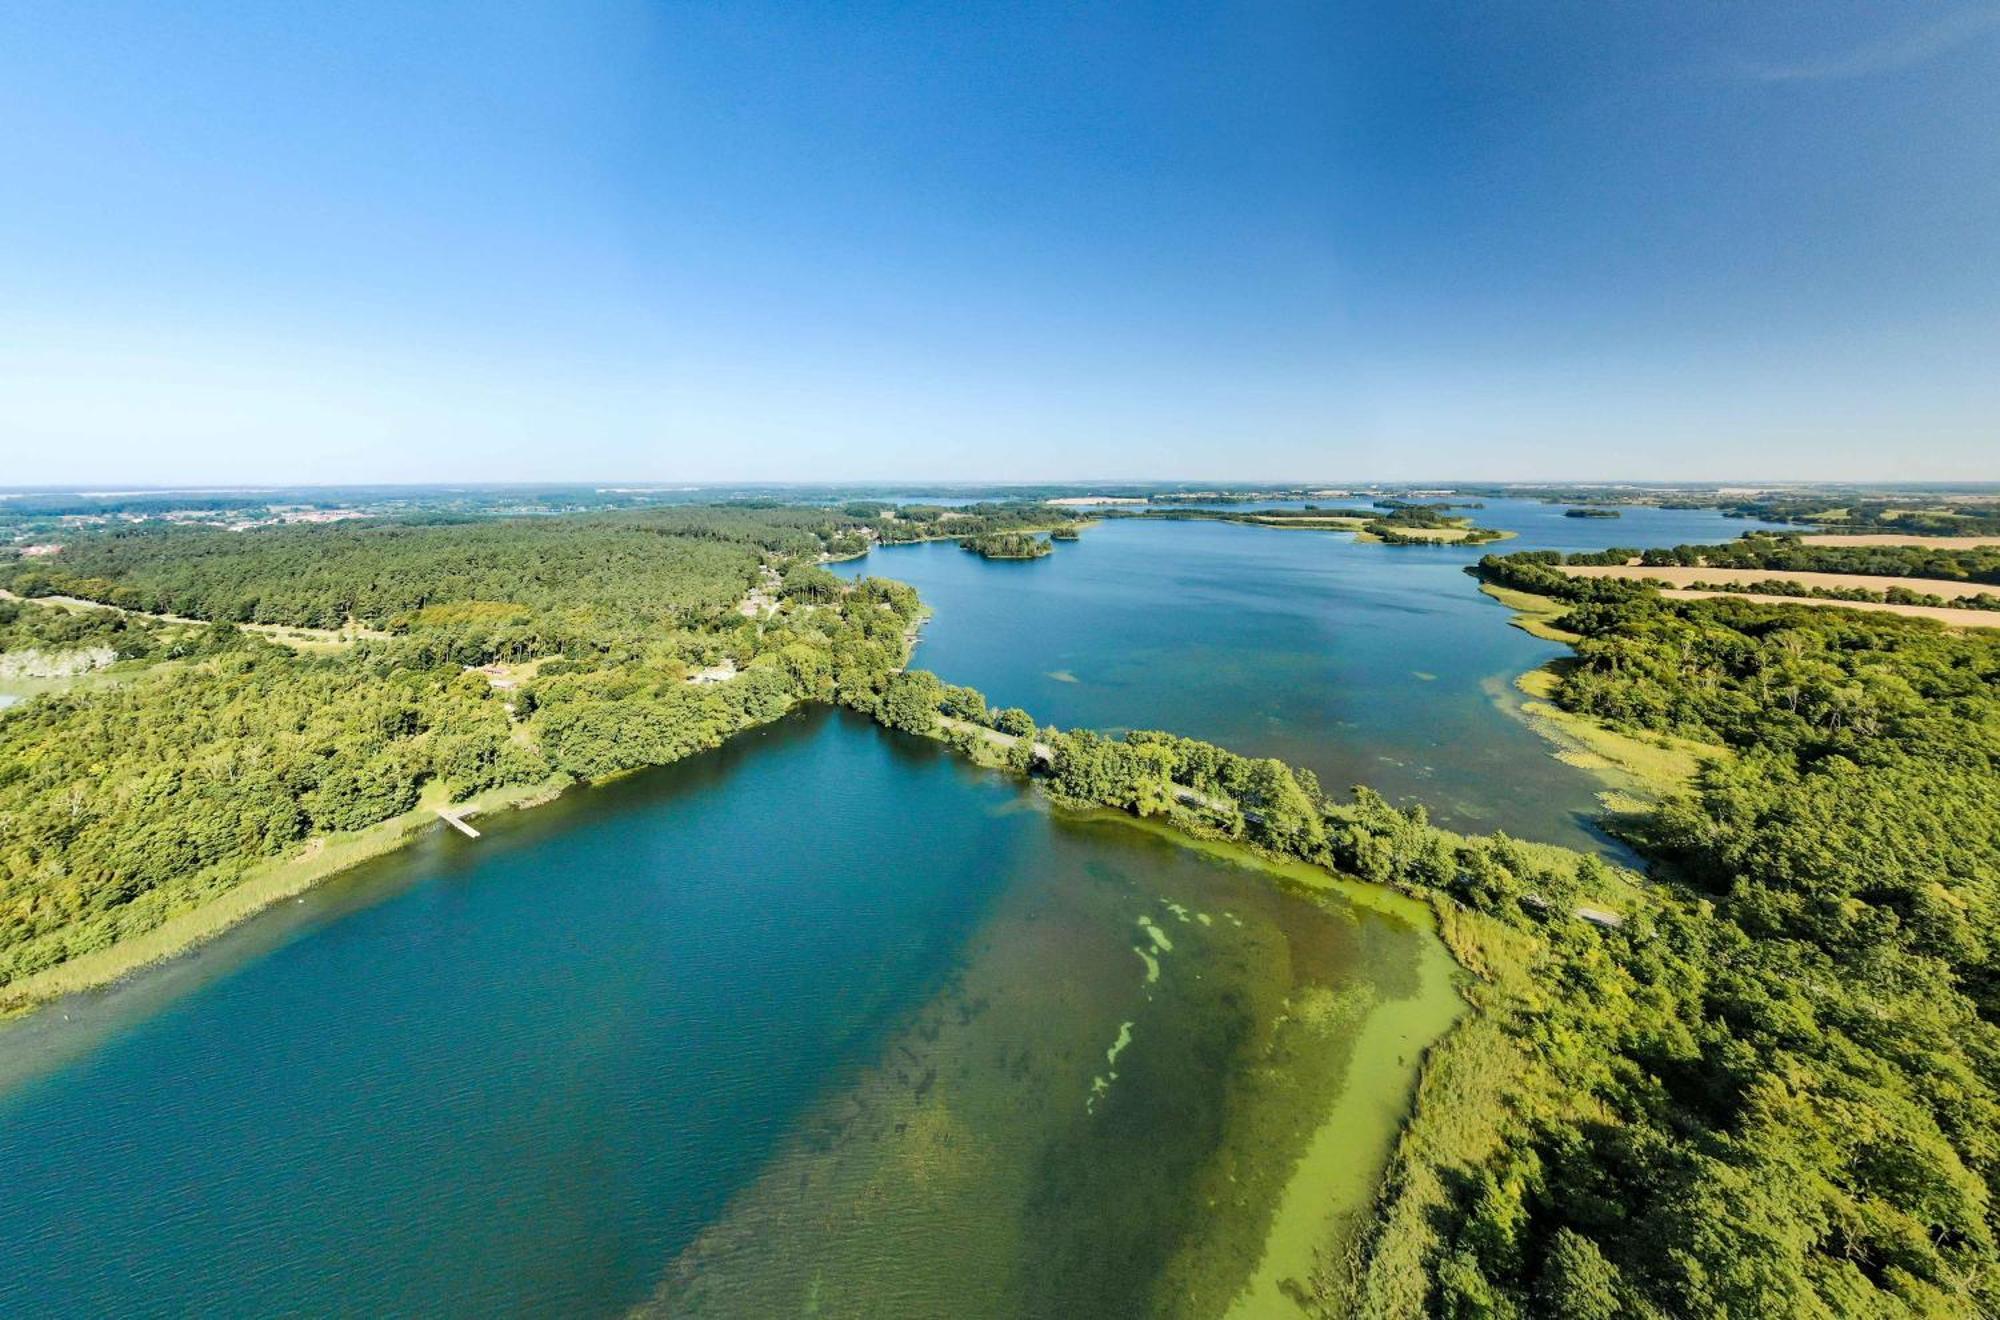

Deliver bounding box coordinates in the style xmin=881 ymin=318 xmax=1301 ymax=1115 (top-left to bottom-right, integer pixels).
xmin=0 ymin=709 xmax=1456 ymax=1317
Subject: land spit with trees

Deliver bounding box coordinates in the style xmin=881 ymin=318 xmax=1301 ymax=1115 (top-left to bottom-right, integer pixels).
xmin=1 ymin=503 xmax=1995 ymax=1316
xmin=958 ymin=531 xmax=1053 ymax=559
xmin=1110 ymin=501 xmax=1514 ymax=545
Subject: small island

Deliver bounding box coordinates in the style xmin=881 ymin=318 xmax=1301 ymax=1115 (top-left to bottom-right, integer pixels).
xmin=960 ymin=531 xmax=1053 ymax=559
xmin=1564 ymin=507 xmax=1621 ymax=518
xmin=1362 ymin=503 xmax=1512 ymax=545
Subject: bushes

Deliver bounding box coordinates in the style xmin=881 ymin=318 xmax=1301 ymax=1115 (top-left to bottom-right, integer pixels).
xmin=878 ymin=670 xmax=945 ymax=735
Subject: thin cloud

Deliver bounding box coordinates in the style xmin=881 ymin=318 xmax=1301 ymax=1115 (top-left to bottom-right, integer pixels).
xmin=1741 ymin=5 xmax=2000 ymax=82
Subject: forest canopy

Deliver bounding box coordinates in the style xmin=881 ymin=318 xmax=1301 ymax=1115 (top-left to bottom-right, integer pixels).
xmin=0 ymin=508 xmax=928 ymax=1003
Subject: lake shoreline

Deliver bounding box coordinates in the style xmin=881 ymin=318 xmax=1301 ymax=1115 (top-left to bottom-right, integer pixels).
xmin=0 ymin=774 xmax=571 ymax=1018
xmin=1476 ymin=582 xmax=1715 ymax=820
xmin=0 ymin=585 xmax=948 ymax=1020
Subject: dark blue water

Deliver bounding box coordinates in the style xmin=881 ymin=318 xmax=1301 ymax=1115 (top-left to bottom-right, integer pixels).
xmin=0 ymin=493 xmax=1780 ymax=1317
xmin=0 ymin=710 xmax=1032 ymax=1316
xmin=0 ymin=707 xmax=1452 ymax=1318
xmin=834 ymin=497 xmax=1791 ymax=850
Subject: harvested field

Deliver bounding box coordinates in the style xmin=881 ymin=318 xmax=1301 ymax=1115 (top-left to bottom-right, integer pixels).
xmin=1558 ymin=564 xmax=2000 ymax=600
xmin=1796 ymin=533 xmax=2000 ymax=549
xmin=1657 ymin=588 xmax=2000 ymax=629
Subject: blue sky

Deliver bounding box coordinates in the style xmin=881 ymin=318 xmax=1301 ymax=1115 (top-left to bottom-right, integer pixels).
xmin=2 ymin=1 xmax=1995 ymax=484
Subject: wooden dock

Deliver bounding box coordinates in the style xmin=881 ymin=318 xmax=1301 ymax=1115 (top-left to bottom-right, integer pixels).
xmin=435 ymin=807 xmax=481 ymax=838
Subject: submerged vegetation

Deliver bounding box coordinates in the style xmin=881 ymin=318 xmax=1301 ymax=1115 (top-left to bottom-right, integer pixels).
xmin=4 ymin=500 xmax=1996 ymax=1316
xmin=836 ymin=550 xmax=2000 ymax=1316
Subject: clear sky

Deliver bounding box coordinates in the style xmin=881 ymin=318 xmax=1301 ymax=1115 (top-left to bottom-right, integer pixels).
xmin=2 ymin=2 xmax=1996 ymax=485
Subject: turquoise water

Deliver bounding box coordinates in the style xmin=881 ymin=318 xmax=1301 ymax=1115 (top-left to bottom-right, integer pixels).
xmin=0 ymin=495 xmax=1780 ymax=1316
xmin=834 ymin=497 xmax=1791 ymax=851
xmin=0 ymin=709 xmax=1451 ymax=1317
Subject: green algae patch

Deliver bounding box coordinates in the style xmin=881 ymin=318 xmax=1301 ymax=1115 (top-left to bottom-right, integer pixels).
xmin=1220 ymin=907 xmax=1465 ymax=1316
xmin=640 ymin=800 xmax=1462 ymax=1319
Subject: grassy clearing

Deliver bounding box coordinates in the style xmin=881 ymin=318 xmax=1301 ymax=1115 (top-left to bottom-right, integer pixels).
xmin=1481 ymin=579 xmax=1711 ymax=833
xmin=1511 ymin=662 xmax=1712 ymax=809
xmin=1236 ymin=515 xmax=1371 ymax=530
xmin=0 ymin=588 xmax=384 ymax=651
xmin=0 ymin=773 xmax=570 ymax=1015
xmin=1355 ymin=527 xmax=1517 ymax=545
xmin=1477 ymin=583 xmax=1580 ymax=642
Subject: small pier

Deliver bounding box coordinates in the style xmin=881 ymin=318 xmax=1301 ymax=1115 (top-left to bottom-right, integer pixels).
xmin=436 ymin=806 xmax=481 ymax=838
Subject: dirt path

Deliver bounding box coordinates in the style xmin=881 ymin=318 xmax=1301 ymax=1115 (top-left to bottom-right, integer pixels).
xmin=0 ymin=588 xmax=388 ymax=648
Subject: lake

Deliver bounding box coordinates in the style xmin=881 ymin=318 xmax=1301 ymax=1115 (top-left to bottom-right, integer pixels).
xmin=0 ymin=707 xmax=1458 ymax=1318
xmin=835 ymin=496 xmax=1793 ymax=852
xmin=0 ymin=495 xmax=1774 ymax=1316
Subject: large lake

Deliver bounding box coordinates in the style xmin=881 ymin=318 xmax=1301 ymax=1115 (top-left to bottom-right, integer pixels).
xmin=0 ymin=496 xmax=1777 ymax=1316
xmin=0 ymin=708 xmax=1457 ymax=1318
xmin=837 ymin=496 xmax=1792 ymax=852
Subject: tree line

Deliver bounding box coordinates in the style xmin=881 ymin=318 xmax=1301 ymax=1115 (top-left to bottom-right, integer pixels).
xmin=844 ymin=558 xmax=2000 ymax=1315
xmin=0 ymin=511 xmax=928 ymax=1002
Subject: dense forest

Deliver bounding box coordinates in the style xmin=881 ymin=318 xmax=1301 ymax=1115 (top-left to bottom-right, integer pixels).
xmin=0 ymin=510 xmax=926 ymax=1001
xmin=1412 ymin=551 xmax=2000 ymax=1317
xmin=0 ymin=501 xmax=1080 ymax=656
xmin=843 ymin=557 xmax=2000 ymax=1316
xmin=6 ymin=507 xmax=1996 ymax=1314
xmin=959 ymin=531 xmax=1053 ymax=559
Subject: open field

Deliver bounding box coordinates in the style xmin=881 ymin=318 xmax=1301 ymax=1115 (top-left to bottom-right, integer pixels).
xmin=1558 ymin=563 xmax=2000 ymax=599
xmin=1796 ymin=533 xmax=2000 ymax=549
xmin=1478 ymin=583 xmax=1581 ymax=642
xmin=1658 ymin=588 xmax=2000 ymax=629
